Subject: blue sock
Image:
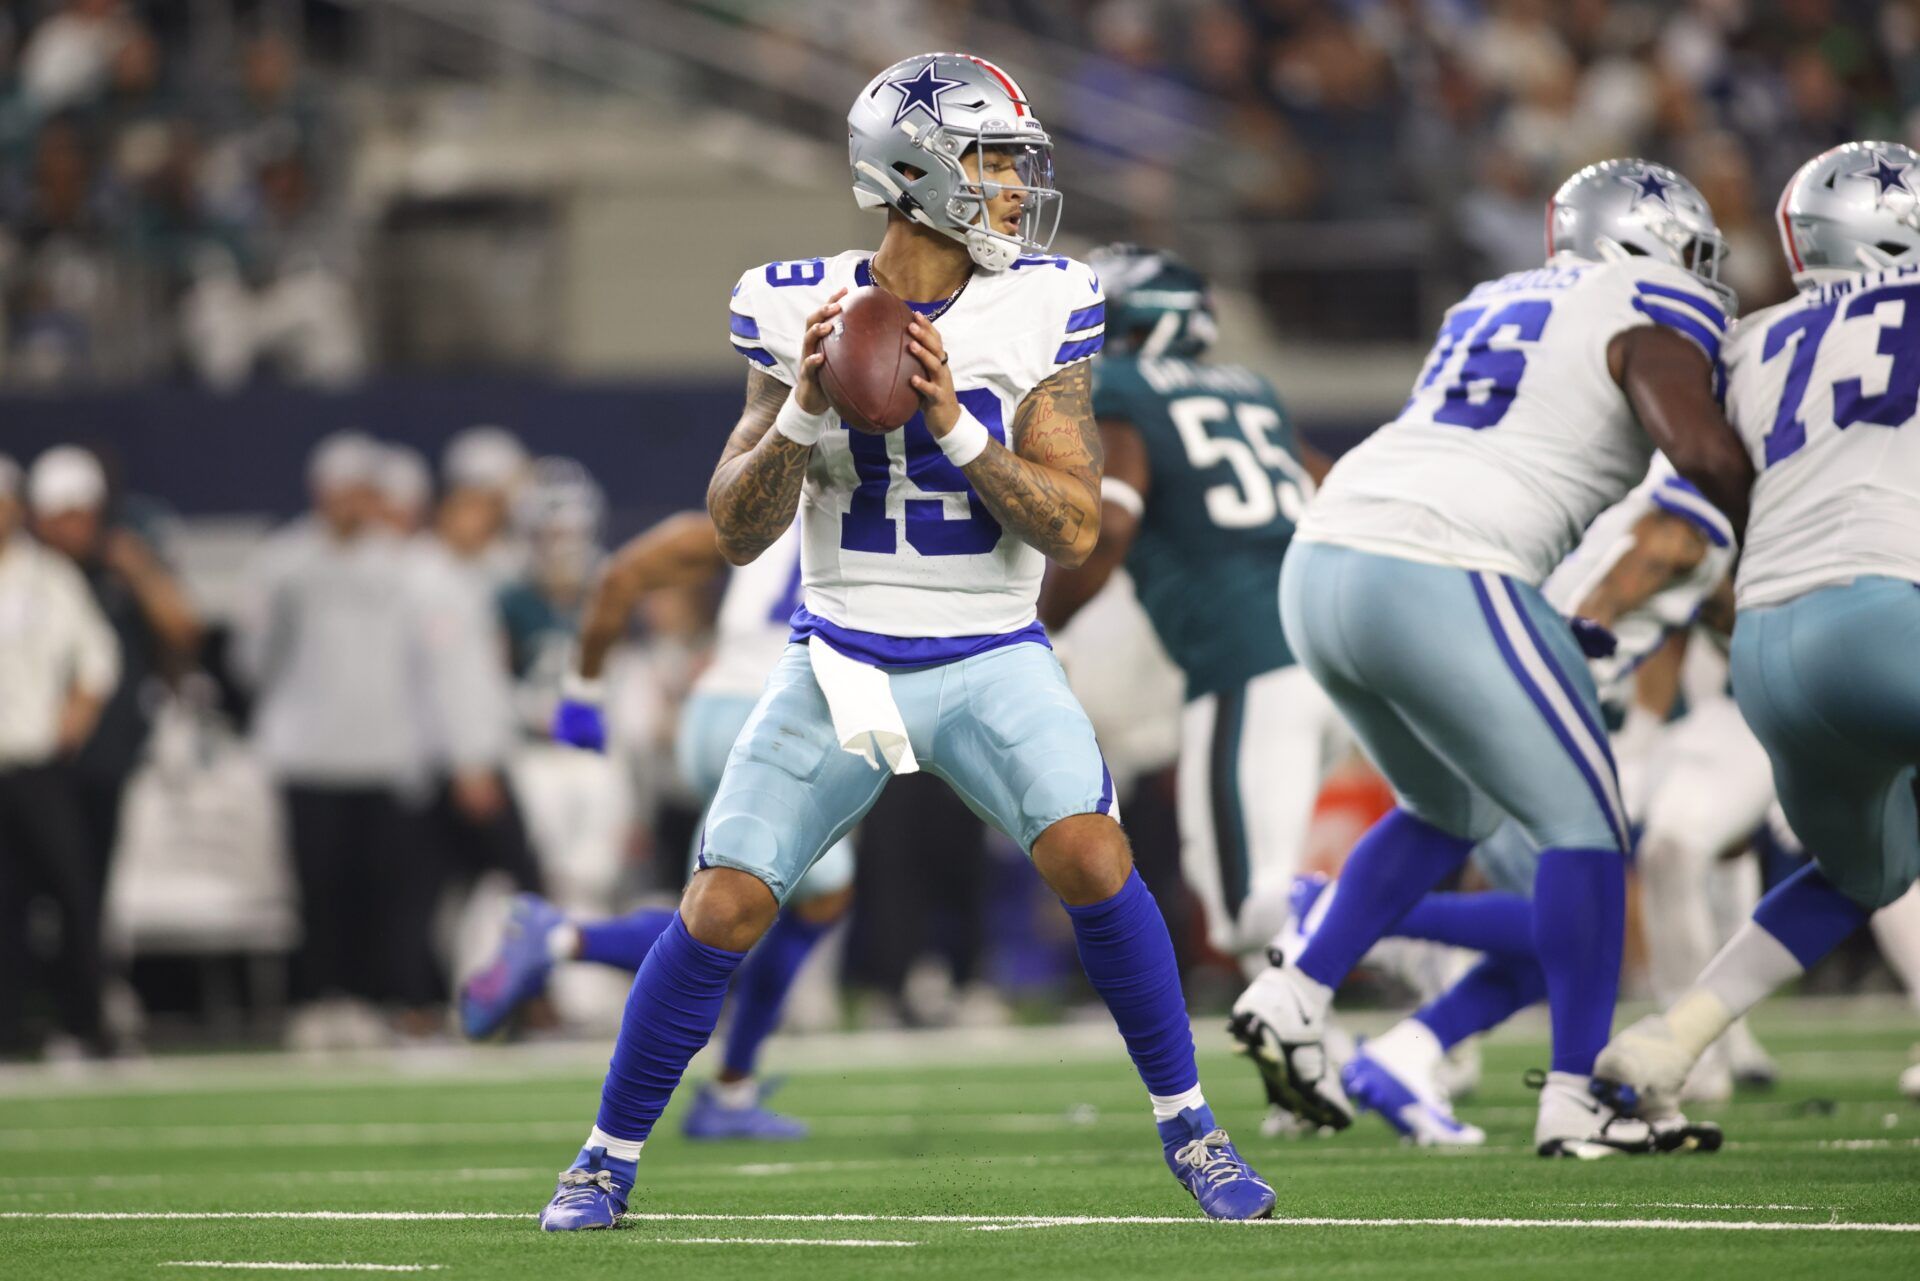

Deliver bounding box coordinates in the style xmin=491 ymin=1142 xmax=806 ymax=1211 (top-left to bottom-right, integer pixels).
xmin=577 ymin=908 xmax=677 ymax=972
xmin=1392 ymin=891 xmax=1537 ymax=959
xmin=1413 ymin=953 xmax=1547 ymax=1050
xmin=594 ymin=914 xmax=747 ymax=1142
xmin=1295 ymin=808 xmax=1476 ymax=989
xmin=1754 ymin=862 xmax=1869 ymax=968
xmin=721 ymin=911 xmax=833 ymax=1079
xmin=1064 ymin=869 xmax=1198 ymax=1097
xmin=1532 ymin=846 xmax=1625 ymax=1075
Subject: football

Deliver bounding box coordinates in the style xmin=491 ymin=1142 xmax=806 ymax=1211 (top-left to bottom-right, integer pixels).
xmin=818 ymin=285 xmax=922 ymax=433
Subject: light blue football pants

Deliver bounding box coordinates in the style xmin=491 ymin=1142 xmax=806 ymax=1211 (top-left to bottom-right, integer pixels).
xmin=677 ymin=690 xmax=854 ymax=901
xmin=1731 ymin=576 xmax=1920 ymax=910
xmin=698 ymin=643 xmax=1115 ymax=904
xmin=1279 ymin=541 xmax=1627 ymax=854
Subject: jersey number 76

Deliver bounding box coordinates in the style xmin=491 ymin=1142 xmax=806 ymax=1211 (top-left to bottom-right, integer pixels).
xmin=1409 ymin=301 xmax=1555 ymax=430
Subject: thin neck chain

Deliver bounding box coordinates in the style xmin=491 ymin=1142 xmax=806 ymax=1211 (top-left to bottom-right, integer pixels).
xmin=871 ymin=258 xmax=971 ymax=322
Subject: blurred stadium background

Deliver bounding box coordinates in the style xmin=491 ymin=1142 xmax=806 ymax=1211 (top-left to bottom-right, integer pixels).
xmin=1 ymin=0 xmax=1917 ymax=1061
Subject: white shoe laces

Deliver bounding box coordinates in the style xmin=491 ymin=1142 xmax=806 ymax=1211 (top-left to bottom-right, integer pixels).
xmin=552 ymin=1167 xmax=617 ymax=1203
xmin=1174 ymin=1130 xmax=1251 ymax=1190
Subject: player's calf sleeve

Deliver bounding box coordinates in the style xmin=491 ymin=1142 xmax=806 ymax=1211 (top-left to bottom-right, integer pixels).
xmin=1295 ymin=809 xmax=1476 ymax=990
xmin=577 ymin=907 xmax=677 ymax=972
xmin=1662 ymin=863 xmax=1867 ymax=1062
xmin=593 ymin=914 xmax=747 ymax=1148
xmin=1413 ymin=953 xmax=1547 ymax=1051
xmin=1392 ymin=891 xmax=1537 ymax=960
xmin=721 ymin=911 xmax=833 ymax=1079
xmin=1532 ymin=846 xmax=1625 ymax=1075
xmin=1064 ymin=869 xmax=1199 ymax=1101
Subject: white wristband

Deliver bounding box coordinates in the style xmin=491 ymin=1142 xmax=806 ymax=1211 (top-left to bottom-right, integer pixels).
xmin=561 ymin=669 xmax=606 ymax=706
xmin=773 ymin=395 xmax=834 ymax=447
xmin=1101 ymin=476 xmax=1146 ymax=518
xmin=935 ymin=407 xmax=992 ymax=468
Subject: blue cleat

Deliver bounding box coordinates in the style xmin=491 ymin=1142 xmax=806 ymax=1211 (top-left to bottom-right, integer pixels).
xmin=538 ymin=1145 xmax=634 ymax=1231
xmin=681 ymin=1080 xmax=810 ymax=1141
xmin=459 ymin=894 xmax=566 ymax=1040
xmin=1342 ymin=1043 xmax=1485 ymax=1147
xmin=1158 ymin=1105 xmax=1276 ymax=1221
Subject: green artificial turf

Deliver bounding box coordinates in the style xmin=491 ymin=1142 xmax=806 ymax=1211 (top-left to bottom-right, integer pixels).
xmin=1 ymin=1001 xmax=1916 ymax=1280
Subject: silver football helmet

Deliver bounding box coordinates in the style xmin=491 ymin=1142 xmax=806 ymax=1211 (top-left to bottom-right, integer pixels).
xmin=849 ymin=52 xmax=1060 ymax=273
xmin=1776 ymin=141 xmax=1920 ymax=288
xmin=1547 ymin=159 xmax=1732 ymax=308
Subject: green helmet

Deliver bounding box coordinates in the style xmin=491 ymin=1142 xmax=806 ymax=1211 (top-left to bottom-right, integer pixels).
xmin=1088 ymin=243 xmax=1218 ymax=358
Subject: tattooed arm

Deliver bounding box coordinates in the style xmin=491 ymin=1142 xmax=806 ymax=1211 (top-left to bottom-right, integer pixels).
xmin=906 ymin=317 xmax=1103 ymax=567
xmin=707 ymin=291 xmax=846 ymax=565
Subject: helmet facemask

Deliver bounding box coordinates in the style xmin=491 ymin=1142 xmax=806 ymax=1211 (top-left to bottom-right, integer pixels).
xmin=855 ymin=119 xmax=1061 ymax=272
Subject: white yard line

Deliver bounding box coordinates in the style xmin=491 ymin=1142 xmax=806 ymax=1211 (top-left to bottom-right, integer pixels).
xmin=1565 ymin=1202 xmax=1823 ymax=1212
xmin=653 ymin=1238 xmax=919 ymax=1248
xmin=962 ymin=1216 xmax=1920 ymax=1234
xmin=7 ymin=1210 xmax=1919 ymax=1234
xmin=159 ymin=1266 xmax=444 ymax=1274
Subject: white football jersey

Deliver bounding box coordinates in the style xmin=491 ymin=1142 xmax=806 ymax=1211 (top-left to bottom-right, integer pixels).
xmin=694 ymin=523 xmax=803 ymax=699
xmin=1543 ymin=457 xmax=1735 ymax=710
xmin=1725 ymin=263 xmax=1920 ymax=608
xmin=1300 ymin=256 xmax=1728 ymax=584
xmin=728 ymin=250 xmax=1104 ymax=659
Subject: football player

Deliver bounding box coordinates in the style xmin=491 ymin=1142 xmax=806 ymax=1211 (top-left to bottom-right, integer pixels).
xmin=1315 ymin=459 xmax=1740 ymax=1145
xmin=460 ymin=514 xmax=850 ymax=1141
xmin=1233 ymin=159 xmax=1754 ymax=1157
xmin=538 ymin=53 xmax=1273 ymax=1229
xmin=1601 ymin=142 xmax=1920 ymax=1117
xmin=1037 ymin=244 xmax=1344 ymax=974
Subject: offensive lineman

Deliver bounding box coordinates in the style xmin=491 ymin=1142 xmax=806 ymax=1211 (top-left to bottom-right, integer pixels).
xmin=461 ymin=517 xmax=851 ymax=1140
xmin=1601 ymin=142 xmax=1920 ymax=1114
xmin=537 ymin=53 xmax=1273 ymax=1229
xmin=1038 ymin=244 xmax=1344 ymax=970
xmin=1232 ymin=159 xmax=1756 ymax=1157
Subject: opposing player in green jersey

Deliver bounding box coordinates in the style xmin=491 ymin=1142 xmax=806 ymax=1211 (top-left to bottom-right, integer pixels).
xmin=1041 ymin=244 xmax=1344 ymax=974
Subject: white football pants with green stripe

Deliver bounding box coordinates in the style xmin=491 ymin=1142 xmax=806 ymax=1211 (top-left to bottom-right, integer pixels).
xmin=1179 ymin=663 xmax=1347 ymax=967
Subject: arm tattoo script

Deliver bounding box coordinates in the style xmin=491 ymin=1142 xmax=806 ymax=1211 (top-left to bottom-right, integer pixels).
xmin=961 ymin=360 xmax=1103 ymax=566
xmin=706 ymin=366 xmax=813 ymax=564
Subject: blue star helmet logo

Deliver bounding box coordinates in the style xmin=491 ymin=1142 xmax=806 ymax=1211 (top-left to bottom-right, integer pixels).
xmin=884 ymin=60 xmax=968 ymax=128
xmin=1619 ymin=168 xmax=1678 ymax=208
xmin=1854 ymin=149 xmax=1915 ymax=204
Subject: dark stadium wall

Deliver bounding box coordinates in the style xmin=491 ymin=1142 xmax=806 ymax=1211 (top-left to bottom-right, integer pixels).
xmin=0 ymin=380 xmax=1374 ymax=536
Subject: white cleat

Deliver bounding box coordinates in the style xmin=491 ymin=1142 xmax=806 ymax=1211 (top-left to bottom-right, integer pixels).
xmin=1595 ymin=1012 xmax=1695 ymax=1122
xmin=1341 ymin=1022 xmax=1485 ymax=1147
xmin=1533 ymin=1071 xmax=1657 ymax=1158
xmin=1229 ymin=963 xmax=1354 ymax=1131
xmin=1680 ymin=1037 xmax=1734 ymax=1105
xmin=1724 ymin=1018 xmax=1780 ymax=1089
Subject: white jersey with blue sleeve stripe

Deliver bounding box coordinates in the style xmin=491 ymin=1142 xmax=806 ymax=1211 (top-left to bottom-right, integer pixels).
xmin=1725 ymin=264 xmax=1920 ymax=608
xmin=726 ymin=250 xmax=1104 ymax=661
xmin=693 ymin=523 xmax=804 ymax=699
xmin=1297 ymin=255 xmax=1728 ymax=585
xmin=1542 ymin=456 xmax=1735 ymax=711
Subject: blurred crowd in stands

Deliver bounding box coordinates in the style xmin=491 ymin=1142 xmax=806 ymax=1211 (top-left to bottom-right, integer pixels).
xmin=0 ymin=0 xmax=357 ymax=388
xmin=0 ymin=1 xmax=1913 ymax=386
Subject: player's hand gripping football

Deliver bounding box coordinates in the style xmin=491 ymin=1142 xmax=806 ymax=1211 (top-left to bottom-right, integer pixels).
xmin=793 ymin=288 xmax=848 ymax=415
xmin=906 ymin=317 xmax=960 ymax=434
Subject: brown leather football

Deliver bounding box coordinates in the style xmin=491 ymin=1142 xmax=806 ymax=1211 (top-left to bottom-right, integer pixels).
xmin=818 ymin=286 xmax=922 ymax=434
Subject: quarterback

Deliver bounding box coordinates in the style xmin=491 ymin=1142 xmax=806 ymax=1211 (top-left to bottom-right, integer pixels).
xmin=537 ymin=52 xmax=1273 ymax=1228
xmin=1233 ymin=159 xmax=1756 ymax=1156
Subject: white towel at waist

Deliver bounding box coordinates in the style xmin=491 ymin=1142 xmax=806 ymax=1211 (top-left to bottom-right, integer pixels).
xmin=806 ymin=636 xmax=919 ymax=774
